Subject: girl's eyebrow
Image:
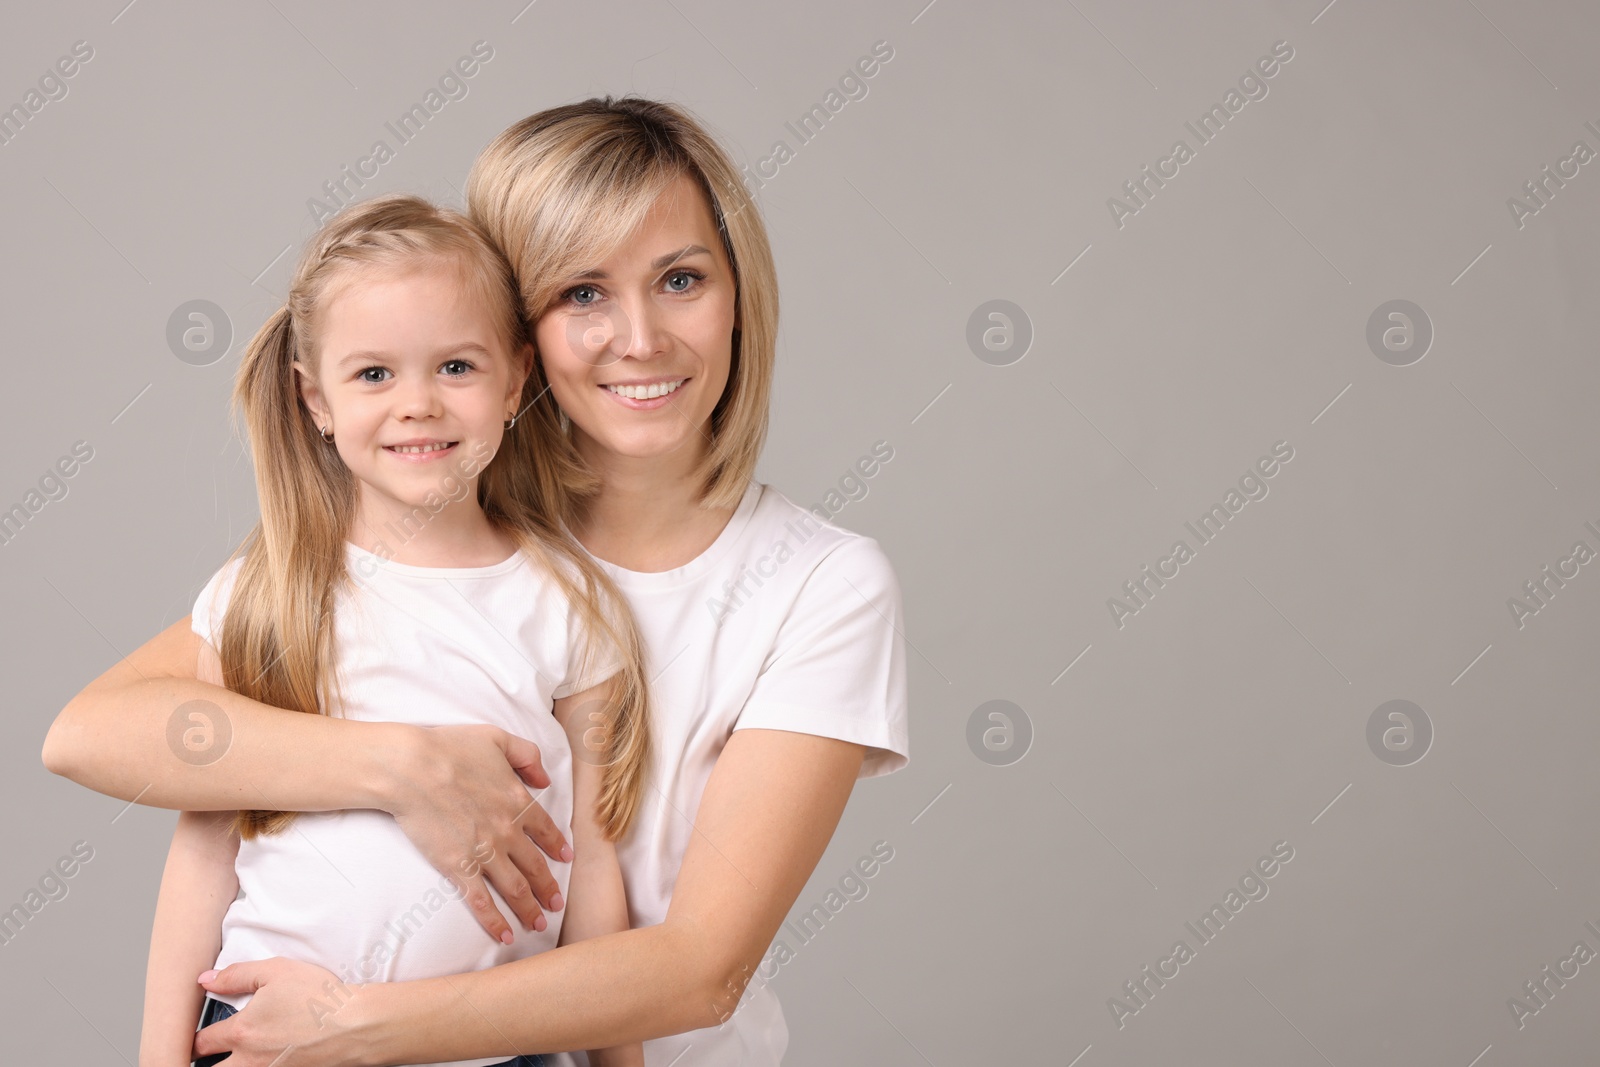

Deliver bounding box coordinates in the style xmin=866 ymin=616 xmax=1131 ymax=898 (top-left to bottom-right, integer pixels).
xmin=334 ymin=341 xmax=491 ymax=369
xmin=572 ymin=244 xmax=711 ymax=281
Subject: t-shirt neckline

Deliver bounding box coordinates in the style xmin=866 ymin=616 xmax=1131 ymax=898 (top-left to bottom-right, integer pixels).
xmin=342 ymin=540 xmax=525 ymax=579
xmin=566 ymin=480 xmax=763 ymax=591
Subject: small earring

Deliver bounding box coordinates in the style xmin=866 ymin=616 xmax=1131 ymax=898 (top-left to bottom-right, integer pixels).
xmin=504 ymin=413 xmax=517 ymax=430
xmin=319 ymin=424 xmax=334 ymax=443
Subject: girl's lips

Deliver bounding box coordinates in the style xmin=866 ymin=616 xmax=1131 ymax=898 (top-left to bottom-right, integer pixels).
xmin=383 ymin=442 xmax=458 ymax=462
xmin=599 ymin=379 xmax=688 ymax=411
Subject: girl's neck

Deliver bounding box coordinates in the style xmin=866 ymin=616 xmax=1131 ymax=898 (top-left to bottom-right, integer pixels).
xmin=571 ymin=437 xmax=739 ymax=574
xmin=347 ymin=490 xmax=517 ymax=569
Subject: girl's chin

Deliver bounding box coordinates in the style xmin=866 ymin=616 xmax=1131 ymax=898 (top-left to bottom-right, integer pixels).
xmin=353 ymin=474 xmax=477 ymax=511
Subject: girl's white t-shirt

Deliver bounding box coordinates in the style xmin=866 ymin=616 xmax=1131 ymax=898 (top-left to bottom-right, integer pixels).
xmin=546 ymin=480 xmax=911 ymax=1067
xmin=190 ymin=541 xmax=619 ymax=1067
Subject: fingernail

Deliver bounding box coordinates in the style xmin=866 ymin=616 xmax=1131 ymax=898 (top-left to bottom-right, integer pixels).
xmin=534 ymin=914 xmax=547 ymax=932
xmin=198 ymin=970 xmax=218 ymax=983
xmin=500 ymin=928 xmax=515 ymax=946
xmin=549 ymin=891 xmax=563 ymax=911
xmin=559 ymin=844 xmax=574 ymax=862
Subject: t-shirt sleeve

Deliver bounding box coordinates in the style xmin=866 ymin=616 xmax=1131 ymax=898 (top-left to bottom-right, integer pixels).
xmin=190 ymin=556 xmax=246 ymax=652
xmin=732 ymin=535 xmax=910 ymax=779
xmin=552 ymin=585 xmax=628 ymax=700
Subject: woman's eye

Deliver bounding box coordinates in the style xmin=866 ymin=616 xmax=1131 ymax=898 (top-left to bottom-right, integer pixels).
xmin=567 ymin=284 xmax=599 ymax=306
xmin=665 ymin=270 xmax=700 ymax=293
xmin=358 ymin=367 xmax=391 ymax=384
xmin=441 ymin=359 xmax=473 ymax=377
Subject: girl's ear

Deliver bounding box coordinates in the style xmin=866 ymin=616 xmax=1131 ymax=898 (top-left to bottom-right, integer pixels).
xmin=293 ymin=360 xmax=330 ymax=429
xmin=507 ymin=341 xmax=535 ymax=405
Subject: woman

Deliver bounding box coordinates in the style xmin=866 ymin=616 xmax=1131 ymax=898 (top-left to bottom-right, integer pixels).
xmin=42 ymin=95 xmax=909 ymax=1066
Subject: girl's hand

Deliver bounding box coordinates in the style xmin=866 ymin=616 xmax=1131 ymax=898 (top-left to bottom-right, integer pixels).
xmin=193 ymin=959 xmax=364 ymax=1066
xmin=387 ymin=723 xmax=573 ymax=945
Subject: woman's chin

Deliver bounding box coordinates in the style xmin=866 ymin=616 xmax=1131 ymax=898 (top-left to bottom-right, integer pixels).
xmin=579 ymin=423 xmax=708 ymax=464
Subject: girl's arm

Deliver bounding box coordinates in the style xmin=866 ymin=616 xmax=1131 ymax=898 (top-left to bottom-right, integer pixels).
xmin=552 ymin=680 xmax=643 ymax=1067
xmin=142 ymin=642 xmax=239 ymax=1067
xmin=141 ymin=809 xmax=240 ymax=1067
xmin=41 ymin=615 xmax=571 ymax=942
xmin=192 ymin=727 xmax=867 ymax=1064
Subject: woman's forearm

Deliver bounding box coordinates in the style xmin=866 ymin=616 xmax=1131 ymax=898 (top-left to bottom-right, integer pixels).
xmin=352 ymin=921 xmax=726 ymax=1062
xmin=344 ymin=729 xmax=868 ymax=1063
xmin=41 ymin=616 xmax=401 ymax=812
xmin=47 ymin=617 xmax=572 ymax=944
xmin=50 ymin=674 xmax=404 ymax=811
xmin=195 ymin=729 xmax=864 ymax=1065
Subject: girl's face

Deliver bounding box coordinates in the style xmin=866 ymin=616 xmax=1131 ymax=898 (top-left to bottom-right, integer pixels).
xmin=296 ymin=259 xmax=528 ymax=523
xmin=533 ymin=173 xmax=737 ymax=470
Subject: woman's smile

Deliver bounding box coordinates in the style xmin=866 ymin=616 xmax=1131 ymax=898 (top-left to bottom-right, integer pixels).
xmin=600 ymin=376 xmax=690 ymax=408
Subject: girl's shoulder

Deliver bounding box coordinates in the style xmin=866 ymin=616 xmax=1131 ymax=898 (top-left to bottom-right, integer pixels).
xmin=191 ymin=553 xmax=249 ymax=648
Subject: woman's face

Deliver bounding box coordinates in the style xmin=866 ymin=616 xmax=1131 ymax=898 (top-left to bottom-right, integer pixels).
xmin=533 ymin=173 xmax=737 ymax=471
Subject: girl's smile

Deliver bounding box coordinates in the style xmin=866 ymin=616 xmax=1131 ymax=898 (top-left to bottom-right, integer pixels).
xmin=383 ymin=438 xmax=461 ymax=461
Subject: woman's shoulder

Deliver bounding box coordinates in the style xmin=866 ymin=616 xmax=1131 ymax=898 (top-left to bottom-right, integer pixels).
xmin=747 ymin=482 xmax=895 ymax=566
xmin=739 ymin=482 xmax=901 ymax=601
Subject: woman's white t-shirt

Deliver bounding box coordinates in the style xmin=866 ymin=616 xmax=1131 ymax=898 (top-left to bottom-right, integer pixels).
xmin=190 ymin=542 xmax=618 ymax=1067
xmin=547 ymin=480 xmax=911 ymax=1067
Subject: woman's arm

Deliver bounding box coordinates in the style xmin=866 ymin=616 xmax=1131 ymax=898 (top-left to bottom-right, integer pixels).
xmin=140 ymin=809 xmax=239 ymax=1067
xmin=42 ymin=616 xmax=403 ymax=811
xmin=192 ymin=727 xmax=867 ymax=1064
xmin=41 ymin=615 xmax=572 ymax=942
xmin=552 ymin=681 xmax=644 ymax=1067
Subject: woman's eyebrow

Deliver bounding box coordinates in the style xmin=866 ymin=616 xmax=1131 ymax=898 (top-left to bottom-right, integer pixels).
xmin=573 ymin=244 xmax=712 ymax=280
xmin=652 ymin=244 xmax=711 ymax=269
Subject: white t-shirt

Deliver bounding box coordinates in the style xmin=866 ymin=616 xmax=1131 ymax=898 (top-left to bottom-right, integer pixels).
xmin=549 ymin=480 xmax=911 ymax=1067
xmin=190 ymin=541 xmax=619 ymax=1067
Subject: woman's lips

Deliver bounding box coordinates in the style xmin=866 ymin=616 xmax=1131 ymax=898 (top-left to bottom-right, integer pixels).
xmin=599 ymin=378 xmax=688 ymax=410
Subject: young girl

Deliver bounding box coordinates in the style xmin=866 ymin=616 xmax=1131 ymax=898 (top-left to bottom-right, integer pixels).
xmin=137 ymin=193 xmax=652 ymax=1067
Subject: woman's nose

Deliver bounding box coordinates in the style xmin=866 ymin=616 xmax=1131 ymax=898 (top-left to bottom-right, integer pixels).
xmin=618 ymin=295 xmax=666 ymax=362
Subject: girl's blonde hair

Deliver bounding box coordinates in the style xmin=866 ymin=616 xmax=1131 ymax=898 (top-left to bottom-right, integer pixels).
xmin=465 ymin=95 xmax=778 ymax=527
xmin=222 ymin=193 xmax=652 ymax=843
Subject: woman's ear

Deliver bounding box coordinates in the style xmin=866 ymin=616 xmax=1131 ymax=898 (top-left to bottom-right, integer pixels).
xmin=292 ymin=360 xmax=330 ymax=430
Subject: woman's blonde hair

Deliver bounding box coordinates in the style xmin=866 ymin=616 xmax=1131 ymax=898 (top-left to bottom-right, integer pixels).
xmin=465 ymin=95 xmax=778 ymax=525
xmin=222 ymin=192 xmax=652 ymax=842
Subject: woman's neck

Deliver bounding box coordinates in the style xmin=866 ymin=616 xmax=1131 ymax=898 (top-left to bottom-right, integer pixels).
xmin=572 ymin=441 xmax=739 ymax=574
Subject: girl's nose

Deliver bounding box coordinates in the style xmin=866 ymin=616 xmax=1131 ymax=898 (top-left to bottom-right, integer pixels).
xmin=395 ymin=375 xmax=444 ymax=418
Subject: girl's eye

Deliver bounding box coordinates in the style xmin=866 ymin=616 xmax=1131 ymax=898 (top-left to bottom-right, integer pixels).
xmin=358 ymin=367 xmax=391 ymax=384
xmin=665 ymin=270 xmax=702 ymax=293
xmin=565 ymin=284 xmax=600 ymax=306
xmin=441 ymin=359 xmax=473 ymax=377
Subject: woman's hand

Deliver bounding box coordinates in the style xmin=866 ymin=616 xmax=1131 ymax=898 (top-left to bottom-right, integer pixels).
xmin=192 ymin=959 xmax=366 ymax=1067
xmin=387 ymin=723 xmax=574 ymax=945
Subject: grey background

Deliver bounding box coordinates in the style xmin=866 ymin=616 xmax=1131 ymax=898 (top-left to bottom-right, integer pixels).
xmin=4 ymin=0 xmax=1598 ymax=1063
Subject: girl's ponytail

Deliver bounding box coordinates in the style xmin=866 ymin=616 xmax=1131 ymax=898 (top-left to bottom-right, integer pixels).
xmin=221 ymin=302 xmax=351 ymax=840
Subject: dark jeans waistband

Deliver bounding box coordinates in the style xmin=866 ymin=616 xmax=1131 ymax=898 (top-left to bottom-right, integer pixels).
xmin=195 ymin=996 xmax=551 ymax=1067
